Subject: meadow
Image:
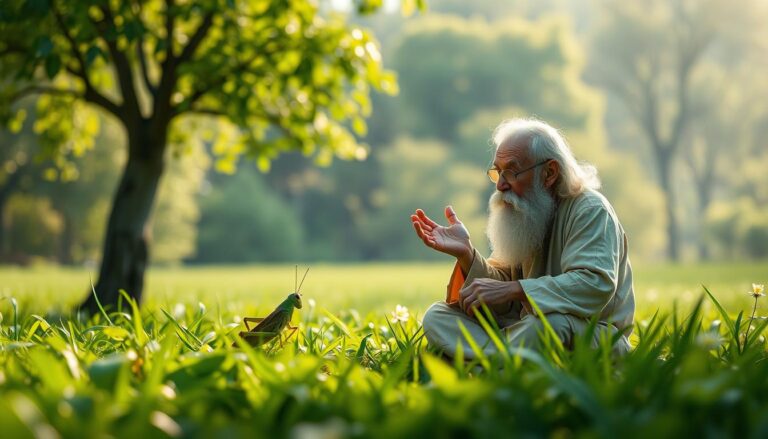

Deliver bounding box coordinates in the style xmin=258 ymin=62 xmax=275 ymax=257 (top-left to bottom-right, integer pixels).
xmin=1 ymin=261 xmax=767 ymax=437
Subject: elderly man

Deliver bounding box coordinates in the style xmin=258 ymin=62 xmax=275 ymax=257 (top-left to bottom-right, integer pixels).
xmin=411 ymin=118 xmax=634 ymax=358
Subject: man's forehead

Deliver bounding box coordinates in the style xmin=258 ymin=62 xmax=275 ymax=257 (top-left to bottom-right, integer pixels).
xmin=494 ymin=136 xmax=530 ymax=166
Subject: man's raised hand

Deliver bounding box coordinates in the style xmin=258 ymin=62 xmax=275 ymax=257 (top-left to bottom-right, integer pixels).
xmin=410 ymin=206 xmax=474 ymax=264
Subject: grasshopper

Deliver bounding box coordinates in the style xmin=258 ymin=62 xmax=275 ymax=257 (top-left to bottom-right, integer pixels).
xmin=234 ymin=267 xmax=308 ymax=348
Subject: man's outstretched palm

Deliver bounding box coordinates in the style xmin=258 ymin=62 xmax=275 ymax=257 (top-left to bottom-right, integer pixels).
xmin=411 ymin=206 xmax=473 ymax=260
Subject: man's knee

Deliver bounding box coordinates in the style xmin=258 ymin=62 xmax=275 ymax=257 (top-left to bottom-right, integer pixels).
xmin=422 ymin=301 xmax=460 ymax=346
xmin=507 ymin=313 xmax=571 ymax=348
xmin=423 ymin=302 xmax=456 ymax=329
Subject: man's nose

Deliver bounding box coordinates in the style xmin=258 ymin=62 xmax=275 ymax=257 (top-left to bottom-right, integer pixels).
xmin=496 ymin=178 xmax=510 ymax=192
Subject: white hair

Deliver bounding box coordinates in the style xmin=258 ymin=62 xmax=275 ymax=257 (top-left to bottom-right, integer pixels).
xmin=492 ymin=118 xmax=600 ymax=198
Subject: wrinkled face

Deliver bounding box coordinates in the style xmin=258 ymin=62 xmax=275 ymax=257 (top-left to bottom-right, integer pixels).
xmin=493 ymin=136 xmax=538 ymax=199
xmin=290 ymin=292 xmax=303 ymax=309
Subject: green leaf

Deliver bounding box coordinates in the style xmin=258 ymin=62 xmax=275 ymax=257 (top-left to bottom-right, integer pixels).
xmin=321 ymin=308 xmax=354 ymax=339
xmin=119 ymin=290 xmax=148 ymax=346
xmin=355 ymin=333 xmax=372 ymax=361
xmin=45 ymin=55 xmax=61 ymax=79
xmin=8 ymin=109 xmax=26 ymax=133
xmin=421 ymin=352 xmax=458 ymax=388
xmin=702 ymin=285 xmax=736 ymax=341
xmin=85 ymin=46 xmax=104 ymax=67
xmin=102 ymin=326 xmax=130 ymax=341
xmin=457 ymin=320 xmax=490 ymax=371
xmin=166 ymin=353 xmax=228 ymax=390
xmin=35 ymin=36 xmax=53 ymax=57
xmin=88 ymin=353 xmax=131 ymax=391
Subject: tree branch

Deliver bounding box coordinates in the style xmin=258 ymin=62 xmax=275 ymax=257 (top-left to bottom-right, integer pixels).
xmin=12 ymin=85 xmax=82 ymax=101
xmin=185 ymin=107 xmax=226 ymax=117
xmin=150 ymin=0 xmax=182 ymax=126
xmin=51 ymin=1 xmax=88 ymax=77
xmin=164 ymin=0 xmax=176 ymax=60
xmin=130 ymin=0 xmax=156 ymax=98
xmin=0 ymin=43 xmax=28 ymax=58
xmin=172 ymin=52 xmax=265 ymax=118
xmin=176 ymin=12 xmax=214 ymax=64
xmin=137 ymin=38 xmax=156 ymax=97
xmin=83 ymin=87 xmax=123 ymax=119
xmin=639 ymin=75 xmax=665 ymax=157
xmin=48 ymin=1 xmax=124 ymax=121
xmin=91 ymin=5 xmax=142 ymax=118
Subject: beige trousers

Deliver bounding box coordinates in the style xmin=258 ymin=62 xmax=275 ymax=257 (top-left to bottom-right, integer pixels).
xmin=422 ymin=301 xmax=630 ymax=359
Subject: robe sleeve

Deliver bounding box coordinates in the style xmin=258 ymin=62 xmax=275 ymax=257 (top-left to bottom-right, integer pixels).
xmin=445 ymin=249 xmax=513 ymax=305
xmin=518 ymin=203 xmax=621 ymax=318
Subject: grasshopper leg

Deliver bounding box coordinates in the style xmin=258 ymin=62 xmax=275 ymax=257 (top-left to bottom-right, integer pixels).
xmin=243 ymin=317 xmax=264 ymax=331
xmin=278 ymin=325 xmax=299 ymax=348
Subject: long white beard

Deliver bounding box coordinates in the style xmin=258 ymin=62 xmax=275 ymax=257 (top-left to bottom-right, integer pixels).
xmin=486 ymin=180 xmax=557 ymax=267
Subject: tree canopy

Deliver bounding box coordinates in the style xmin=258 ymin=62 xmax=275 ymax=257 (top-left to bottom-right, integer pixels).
xmin=0 ymin=0 xmax=418 ymax=308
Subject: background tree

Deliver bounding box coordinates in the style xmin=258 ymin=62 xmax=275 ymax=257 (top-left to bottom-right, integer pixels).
xmin=393 ymin=15 xmax=597 ymax=143
xmin=0 ymin=110 xmax=35 ymax=261
xmin=589 ymin=0 xmax=761 ymax=260
xmin=0 ymin=0 xmax=410 ymax=310
xmin=191 ymin=166 xmax=303 ymax=263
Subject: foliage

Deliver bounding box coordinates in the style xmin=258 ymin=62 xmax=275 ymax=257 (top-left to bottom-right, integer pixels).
xmin=3 ymin=194 xmax=62 ymax=258
xmin=393 ymin=14 xmax=601 ymax=143
xmin=151 ymin=137 xmax=209 ymax=266
xmin=0 ymin=0 xmax=417 ymax=306
xmin=588 ymin=0 xmax=767 ymax=260
xmin=1 ymin=283 xmax=768 ymax=436
xmin=706 ymin=198 xmax=768 ymax=260
xmin=0 ymin=0 xmax=399 ymax=165
xmin=356 ymin=137 xmax=489 ymax=260
xmin=191 ymin=168 xmax=304 ymax=263
xmin=0 ymin=114 xmax=209 ymax=265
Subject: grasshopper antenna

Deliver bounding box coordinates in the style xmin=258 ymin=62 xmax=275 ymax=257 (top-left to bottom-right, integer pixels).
xmin=294 ymin=264 xmax=298 ymax=292
xmin=297 ymin=267 xmax=310 ymax=294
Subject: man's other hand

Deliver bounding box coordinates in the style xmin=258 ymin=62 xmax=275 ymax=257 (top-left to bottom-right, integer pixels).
xmin=411 ymin=206 xmax=474 ymax=268
xmin=460 ymin=278 xmax=526 ymax=318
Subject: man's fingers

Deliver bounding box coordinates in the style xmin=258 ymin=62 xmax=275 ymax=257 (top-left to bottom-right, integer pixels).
xmin=411 ymin=214 xmax=433 ymax=232
xmin=413 ymin=221 xmax=436 ymax=248
xmin=412 ymin=221 xmax=427 ymax=240
xmin=445 ymin=205 xmax=461 ymax=225
xmin=461 ymin=290 xmax=475 ymax=312
xmin=416 ymin=209 xmax=439 ymax=228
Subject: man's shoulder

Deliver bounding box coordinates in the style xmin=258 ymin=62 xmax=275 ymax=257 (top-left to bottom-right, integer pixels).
xmin=558 ymin=189 xmax=624 ymax=234
xmin=562 ymin=188 xmax=614 ymax=213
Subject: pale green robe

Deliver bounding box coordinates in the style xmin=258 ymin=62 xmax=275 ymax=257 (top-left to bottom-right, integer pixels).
xmin=424 ymin=189 xmax=635 ymax=356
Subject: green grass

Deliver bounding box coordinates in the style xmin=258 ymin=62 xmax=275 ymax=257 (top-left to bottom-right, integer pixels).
xmin=2 ymin=260 xmax=766 ymax=314
xmin=1 ymin=261 xmax=767 ymax=437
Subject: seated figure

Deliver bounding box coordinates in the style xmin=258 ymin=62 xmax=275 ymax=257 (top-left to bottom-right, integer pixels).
xmin=411 ymin=118 xmax=635 ymax=358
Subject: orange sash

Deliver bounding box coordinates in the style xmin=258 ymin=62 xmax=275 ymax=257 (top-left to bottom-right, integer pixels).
xmin=445 ymin=263 xmax=464 ymax=305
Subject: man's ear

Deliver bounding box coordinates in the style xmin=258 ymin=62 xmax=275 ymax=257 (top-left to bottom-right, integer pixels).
xmin=543 ymin=160 xmax=559 ymax=189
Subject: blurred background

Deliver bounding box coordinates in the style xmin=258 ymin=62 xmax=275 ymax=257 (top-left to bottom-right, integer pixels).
xmin=1 ymin=0 xmax=767 ymax=271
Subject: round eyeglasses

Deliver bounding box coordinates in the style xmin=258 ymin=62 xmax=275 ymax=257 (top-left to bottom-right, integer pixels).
xmin=487 ymin=159 xmax=550 ymax=184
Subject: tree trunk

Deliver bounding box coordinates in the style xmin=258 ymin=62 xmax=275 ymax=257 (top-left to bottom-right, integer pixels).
xmin=0 ymin=199 xmax=5 ymax=261
xmin=80 ymin=131 xmax=166 ymax=313
xmin=658 ymin=159 xmax=680 ymax=261
xmin=695 ymin=180 xmax=713 ymax=261
xmin=0 ymin=167 xmax=24 ymax=262
xmin=58 ymin=212 xmax=75 ymax=265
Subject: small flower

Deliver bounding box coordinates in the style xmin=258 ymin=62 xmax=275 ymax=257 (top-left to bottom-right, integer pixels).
xmin=391 ymin=304 xmax=410 ymax=323
xmin=748 ymin=283 xmax=765 ymax=298
xmin=172 ymin=303 xmax=186 ymax=319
